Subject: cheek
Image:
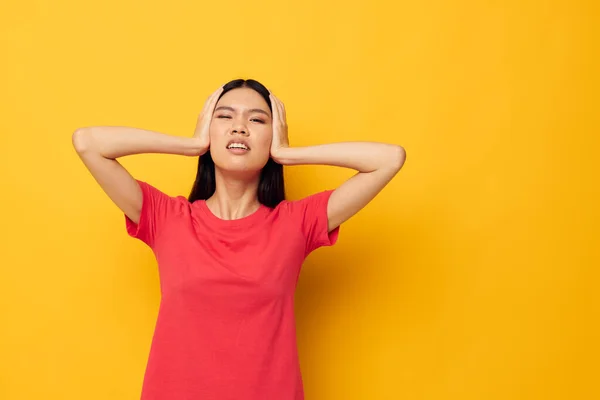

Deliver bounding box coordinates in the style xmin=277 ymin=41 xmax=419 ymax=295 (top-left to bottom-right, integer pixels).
xmin=259 ymin=130 xmax=273 ymax=147
xmin=251 ymin=132 xmax=272 ymax=160
xmin=255 ymin=126 xmax=273 ymax=146
xmin=209 ymin=122 xmax=222 ymax=141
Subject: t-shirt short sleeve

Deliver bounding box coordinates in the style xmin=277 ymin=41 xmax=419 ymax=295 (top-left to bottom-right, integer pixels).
xmin=287 ymin=189 xmax=340 ymax=255
xmin=125 ymin=180 xmax=175 ymax=248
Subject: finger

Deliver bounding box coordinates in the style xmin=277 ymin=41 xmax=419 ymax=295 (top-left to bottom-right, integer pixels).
xmin=201 ymin=92 xmax=217 ymax=115
xmin=208 ymin=87 xmax=224 ymax=112
xmin=210 ymin=87 xmax=223 ymax=104
xmin=213 ymin=85 xmax=224 ymax=98
xmin=272 ymin=94 xmax=286 ymax=122
xmin=270 ymin=94 xmax=279 ymax=120
xmin=276 ymin=98 xmax=285 ymax=124
xmin=206 ymin=86 xmax=223 ymax=103
xmin=270 ymin=94 xmax=281 ymax=117
xmin=280 ymin=100 xmax=286 ymax=121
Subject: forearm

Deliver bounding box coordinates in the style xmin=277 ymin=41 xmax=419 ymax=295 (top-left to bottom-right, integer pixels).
xmin=273 ymin=142 xmax=406 ymax=173
xmin=72 ymin=126 xmax=204 ymax=159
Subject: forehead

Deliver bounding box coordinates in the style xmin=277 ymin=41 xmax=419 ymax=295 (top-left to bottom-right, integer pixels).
xmin=217 ymin=87 xmax=269 ymax=110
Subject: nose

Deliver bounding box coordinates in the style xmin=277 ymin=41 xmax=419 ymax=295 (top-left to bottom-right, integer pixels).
xmin=231 ymin=118 xmax=248 ymax=135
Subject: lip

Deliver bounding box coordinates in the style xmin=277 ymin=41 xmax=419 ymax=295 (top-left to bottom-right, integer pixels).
xmin=226 ymin=138 xmax=251 ymax=150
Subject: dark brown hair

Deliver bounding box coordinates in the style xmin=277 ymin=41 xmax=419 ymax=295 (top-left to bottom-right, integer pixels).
xmin=187 ymin=79 xmax=285 ymax=208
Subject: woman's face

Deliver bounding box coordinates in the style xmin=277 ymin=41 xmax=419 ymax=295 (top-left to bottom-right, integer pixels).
xmin=209 ymin=87 xmax=273 ymax=175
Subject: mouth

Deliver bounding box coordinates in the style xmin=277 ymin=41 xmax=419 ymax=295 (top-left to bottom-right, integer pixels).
xmin=226 ymin=140 xmax=251 ymax=152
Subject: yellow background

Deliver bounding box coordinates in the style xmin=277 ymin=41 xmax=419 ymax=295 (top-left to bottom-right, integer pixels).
xmin=1 ymin=0 xmax=598 ymax=399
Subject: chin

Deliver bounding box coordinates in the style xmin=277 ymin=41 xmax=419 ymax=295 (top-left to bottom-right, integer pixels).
xmin=213 ymin=155 xmax=268 ymax=176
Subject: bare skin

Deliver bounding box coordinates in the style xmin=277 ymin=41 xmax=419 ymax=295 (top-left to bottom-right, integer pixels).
xmin=72 ymin=84 xmax=406 ymax=230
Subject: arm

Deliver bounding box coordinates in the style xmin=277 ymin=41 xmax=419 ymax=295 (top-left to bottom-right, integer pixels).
xmin=268 ymin=93 xmax=405 ymax=232
xmin=273 ymin=142 xmax=406 ymax=231
xmin=73 ymin=126 xmax=205 ymax=159
xmin=72 ymin=126 xmax=205 ymax=224
xmin=72 ymin=86 xmax=223 ymax=224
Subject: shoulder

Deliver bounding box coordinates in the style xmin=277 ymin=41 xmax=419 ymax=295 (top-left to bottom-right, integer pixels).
xmin=273 ymin=190 xmax=339 ymax=253
xmin=274 ymin=190 xmax=336 ymax=234
xmin=135 ymin=179 xmax=191 ymax=214
xmin=277 ymin=190 xmax=335 ymax=216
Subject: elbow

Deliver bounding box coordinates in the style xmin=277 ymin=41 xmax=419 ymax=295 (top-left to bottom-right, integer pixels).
xmin=389 ymin=145 xmax=406 ymax=172
xmin=72 ymin=127 xmax=93 ymax=154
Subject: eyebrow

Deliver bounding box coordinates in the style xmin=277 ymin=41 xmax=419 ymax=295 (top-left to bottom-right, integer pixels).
xmin=214 ymin=106 xmax=271 ymax=117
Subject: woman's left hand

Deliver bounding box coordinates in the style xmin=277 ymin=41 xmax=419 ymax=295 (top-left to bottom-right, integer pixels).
xmin=269 ymin=93 xmax=290 ymax=162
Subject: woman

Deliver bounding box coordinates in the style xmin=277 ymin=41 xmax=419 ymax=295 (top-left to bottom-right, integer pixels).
xmin=72 ymin=78 xmax=406 ymax=399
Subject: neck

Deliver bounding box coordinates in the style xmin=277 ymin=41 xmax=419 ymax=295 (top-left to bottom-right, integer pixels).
xmin=206 ymin=169 xmax=261 ymax=220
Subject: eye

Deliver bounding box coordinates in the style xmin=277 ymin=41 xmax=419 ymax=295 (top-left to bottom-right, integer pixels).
xmin=250 ymin=118 xmax=265 ymax=123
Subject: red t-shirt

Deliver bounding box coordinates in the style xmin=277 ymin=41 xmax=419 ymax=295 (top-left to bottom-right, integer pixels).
xmin=125 ymin=180 xmax=340 ymax=399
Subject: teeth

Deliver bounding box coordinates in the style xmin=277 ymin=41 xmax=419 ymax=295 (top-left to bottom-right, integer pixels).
xmin=227 ymin=143 xmax=249 ymax=150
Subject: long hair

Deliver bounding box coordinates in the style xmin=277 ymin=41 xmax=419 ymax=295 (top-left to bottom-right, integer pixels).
xmin=187 ymin=79 xmax=285 ymax=208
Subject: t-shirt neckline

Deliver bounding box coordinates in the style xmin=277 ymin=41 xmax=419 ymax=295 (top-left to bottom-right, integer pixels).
xmin=195 ymin=200 xmax=271 ymax=228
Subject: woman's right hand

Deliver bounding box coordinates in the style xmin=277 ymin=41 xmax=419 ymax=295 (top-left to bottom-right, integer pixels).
xmin=193 ymin=86 xmax=224 ymax=155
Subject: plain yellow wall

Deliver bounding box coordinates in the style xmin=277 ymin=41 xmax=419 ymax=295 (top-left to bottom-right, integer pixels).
xmin=1 ymin=0 xmax=598 ymax=399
